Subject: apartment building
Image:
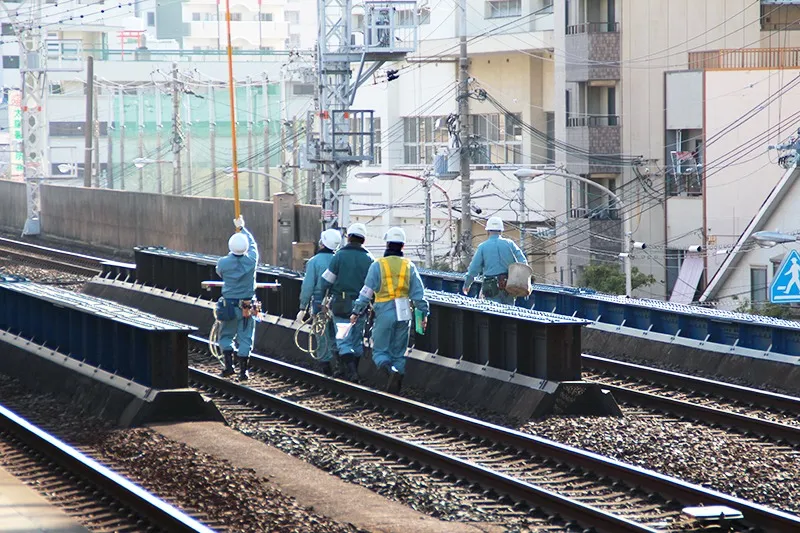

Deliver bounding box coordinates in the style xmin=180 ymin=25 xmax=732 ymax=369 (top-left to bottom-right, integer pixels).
xmin=348 ymin=0 xmax=560 ymax=274
xmin=553 ymin=0 xmax=800 ymax=304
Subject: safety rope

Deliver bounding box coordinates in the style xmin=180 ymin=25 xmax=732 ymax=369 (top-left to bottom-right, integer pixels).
xmin=208 ymin=305 xmax=225 ymax=369
xmin=294 ymin=294 xmax=334 ymax=360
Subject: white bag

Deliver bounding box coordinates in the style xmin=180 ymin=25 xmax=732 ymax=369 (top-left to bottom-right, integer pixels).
xmin=394 ymin=297 xmax=412 ymax=321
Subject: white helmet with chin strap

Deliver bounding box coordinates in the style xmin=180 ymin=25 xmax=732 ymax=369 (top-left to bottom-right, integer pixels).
xmin=384 ymin=227 xmax=406 ymax=244
xmin=486 ymin=216 xmax=504 ymax=232
xmin=320 ymin=229 xmax=342 ymax=250
xmin=228 ymin=232 xmax=249 ymax=255
xmin=347 ymin=223 xmax=367 ymax=239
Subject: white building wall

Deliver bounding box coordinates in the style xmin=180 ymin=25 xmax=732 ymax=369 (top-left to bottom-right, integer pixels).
xmin=703 ymin=69 xmax=800 ymax=282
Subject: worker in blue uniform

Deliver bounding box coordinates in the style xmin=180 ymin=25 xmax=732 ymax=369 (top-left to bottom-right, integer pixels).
xmin=297 ymin=228 xmax=342 ymax=376
xmin=463 ymin=216 xmax=528 ymax=306
xmin=320 ymin=223 xmax=374 ymax=382
xmin=215 ymin=215 xmax=259 ymax=380
xmin=351 ymin=227 xmax=428 ymax=394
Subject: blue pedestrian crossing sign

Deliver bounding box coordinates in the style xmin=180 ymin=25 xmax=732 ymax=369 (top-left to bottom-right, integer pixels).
xmin=770 ymin=249 xmax=800 ymax=303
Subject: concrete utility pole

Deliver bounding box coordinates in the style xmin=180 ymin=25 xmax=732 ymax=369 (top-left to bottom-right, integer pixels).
xmin=518 ymin=176 xmax=526 ymax=249
xmin=83 ymin=55 xmax=94 ymax=187
xmin=262 ymin=76 xmax=271 ymax=200
xmin=209 ymin=84 xmax=217 ymax=197
xmin=155 ymin=86 xmax=163 ymax=193
xmin=423 ymin=174 xmax=433 ymax=268
xmin=458 ymin=0 xmax=472 ymax=263
xmin=92 ymin=77 xmax=100 ymax=188
xmin=171 ymin=63 xmax=183 ymax=194
xmin=107 ymin=91 xmax=114 ymax=188
xmin=137 ymin=88 xmax=145 ymax=191
xmin=118 ymin=87 xmax=126 ymax=190
xmin=185 ymin=95 xmax=192 ymax=195
xmin=246 ymin=77 xmax=254 ymax=199
xmin=291 ymin=118 xmax=299 ymax=194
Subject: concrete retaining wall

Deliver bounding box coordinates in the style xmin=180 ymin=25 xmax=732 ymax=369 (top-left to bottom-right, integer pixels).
xmin=0 ymin=180 xmax=322 ymax=258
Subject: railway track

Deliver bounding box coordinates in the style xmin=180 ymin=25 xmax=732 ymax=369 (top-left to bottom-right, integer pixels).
xmin=0 ymin=237 xmax=104 ymax=276
xmin=0 ymin=402 xmax=212 ymax=532
xmin=582 ymin=354 xmax=800 ymax=445
xmin=189 ymin=336 xmax=800 ymax=533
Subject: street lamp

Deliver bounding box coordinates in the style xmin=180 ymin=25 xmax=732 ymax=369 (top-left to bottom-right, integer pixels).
xmin=514 ymin=168 xmax=643 ymax=297
xmin=221 ymin=167 xmax=295 ymax=193
xmin=751 ymin=231 xmax=798 ymax=248
xmin=132 ymin=157 xmax=170 ymax=169
xmin=354 ymin=171 xmax=454 ymax=269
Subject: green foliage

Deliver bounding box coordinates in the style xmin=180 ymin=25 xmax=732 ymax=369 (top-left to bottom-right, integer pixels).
xmin=733 ymin=297 xmax=794 ymax=319
xmin=431 ymin=259 xmax=454 ymax=272
xmin=579 ymin=263 xmax=656 ymax=295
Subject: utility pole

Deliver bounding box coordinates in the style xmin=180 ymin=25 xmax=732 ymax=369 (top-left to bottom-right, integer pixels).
xmin=171 ymin=62 xmax=182 ymax=195
xmin=83 ymin=55 xmax=94 ymax=187
xmin=137 ymin=88 xmax=145 ymax=191
xmin=209 ymin=84 xmax=217 ymax=197
xmin=518 ymin=176 xmax=526 ymax=249
xmin=280 ymin=119 xmax=287 ymax=193
xmin=155 ymin=86 xmax=163 ymax=193
xmin=423 ymin=174 xmax=433 ymax=268
xmin=107 ymin=91 xmax=114 ymax=188
xmin=291 ymin=118 xmax=299 ymax=194
xmin=92 ymin=77 xmax=99 ymax=187
xmin=262 ymin=76 xmax=271 ymax=200
xmin=185 ymin=96 xmax=193 ymax=195
xmin=458 ymin=0 xmax=472 ymax=264
xmin=118 ymin=87 xmax=126 ymax=190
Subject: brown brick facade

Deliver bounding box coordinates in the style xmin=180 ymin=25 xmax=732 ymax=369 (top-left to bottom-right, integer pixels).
xmin=565 ymin=32 xmax=620 ymax=82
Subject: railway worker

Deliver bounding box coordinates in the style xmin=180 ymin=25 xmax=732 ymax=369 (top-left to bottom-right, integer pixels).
xmin=351 ymin=227 xmax=428 ymax=393
xmin=320 ymin=222 xmax=374 ymax=382
xmin=216 ymin=215 xmax=259 ymax=381
xmin=462 ymin=216 xmax=528 ymax=306
xmin=297 ymin=228 xmax=343 ymax=376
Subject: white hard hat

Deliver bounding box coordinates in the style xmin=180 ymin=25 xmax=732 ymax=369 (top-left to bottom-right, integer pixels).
xmin=347 ymin=223 xmax=367 ymax=239
xmin=486 ymin=217 xmax=504 ymax=232
xmin=228 ymin=232 xmax=248 ymax=255
xmin=384 ymin=227 xmax=406 ymax=244
xmin=320 ymin=229 xmax=342 ymax=250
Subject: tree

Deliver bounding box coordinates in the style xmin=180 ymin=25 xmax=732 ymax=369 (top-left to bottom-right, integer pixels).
xmin=579 ymin=263 xmax=656 ymax=295
xmin=733 ymin=297 xmax=794 ymax=319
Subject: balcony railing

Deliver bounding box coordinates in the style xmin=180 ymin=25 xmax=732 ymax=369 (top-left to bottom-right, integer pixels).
xmin=688 ymin=48 xmax=800 ymax=70
xmin=83 ymin=48 xmax=297 ymax=62
xmin=567 ymin=115 xmax=620 ymax=127
xmin=566 ymin=21 xmax=619 ymax=35
xmin=568 ymin=206 xmax=620 ymax=220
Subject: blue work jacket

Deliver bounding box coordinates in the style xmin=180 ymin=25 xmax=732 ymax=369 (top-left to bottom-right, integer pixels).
xmin=215 ymin=228 xmax=259 ymax=299
xmin=464 ymin=234 xmax=527 ymax=291
xmin=299 ymin=248 xmax=335 ymax=309
xmin=320 ymin=243 xmax=375 ymax=300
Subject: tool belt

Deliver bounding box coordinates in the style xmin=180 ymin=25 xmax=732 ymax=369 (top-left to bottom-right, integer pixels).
xmin=215 ymin=297 xmax=261 ymax=321
xmin=482 ymin=274 xmax=508 ymax=298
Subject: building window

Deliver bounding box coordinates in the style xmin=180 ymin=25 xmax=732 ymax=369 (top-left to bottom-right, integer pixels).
xmin=751 ymin=266 xmax=768 ymax=304
xmin=261 ymin=46 xmax=274 ymax=51
xmin=666 ymin=249 xmax=686 ymax=296
xmin=230 ymin=12 xmax=242 ymax=21
xmin=285 ymin=11 xmax=300 ymax=24
xmin=192 ymin=12 xmax=201 ymax=21
xmin=402 ymin=116 xmax=448 ymax=165
xmin=49 ymin=82 xmax=63 ymax=95
xmin=146 ymin=12 xmax=155 ymax=26
xmin=260 ymin=13 xmax=273 ymax=21
xmin=288 ymin=34 xmax=301 ymax=48
xmin=566 ymin=177 xmax=618 ymax=219
xmin=2 ymin=55 xmax=20 ymax=69
xmin=545 ymin=112 xmax=555 ymax=163
xmin=486 ymin=0 xmax=521 ymax=18
xmin=1 ymin=23 xmax=14 ymax=36
xmin=373 ymin=117 xmax=382 ymax=165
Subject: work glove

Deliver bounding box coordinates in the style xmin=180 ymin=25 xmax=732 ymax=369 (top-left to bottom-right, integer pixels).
xmin=296 ymin=309 xmax=307 ymax=323
xmin=234 ymin=216 xmax=245 ymax=229
xmin=461 ymin=286 xmax=470 ymax=295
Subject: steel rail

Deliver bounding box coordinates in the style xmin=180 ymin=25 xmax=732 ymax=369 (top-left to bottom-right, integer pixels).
xmin=0 ymin=237 xmax=103 ymax=276
xmin=189 ymin=366 xmax=658 ymax=533
xmin=0 ymin=403 xmax=213 ymax=532
xmin=583 ymin=354 xmax=800 ymax=414
xmin=188 ymin=335 xmax=800 ymax=533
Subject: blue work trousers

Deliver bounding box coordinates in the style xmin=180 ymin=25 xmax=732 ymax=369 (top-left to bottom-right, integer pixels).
xmin=333 ymin=314 xmax=367 ymax=357
xmin=482 ymin=290 xmax=516 ymax=306
xmin=371 ymin=313 xmax=411 ymax=375
xmin=312 ymin=301 xmax=337 ymax=362
xmin=219 ymin=307 xmax=256 ymax=358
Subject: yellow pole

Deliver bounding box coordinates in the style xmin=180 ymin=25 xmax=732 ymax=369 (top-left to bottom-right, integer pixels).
xmin=224 ymin=0 xmax=241 ymax=221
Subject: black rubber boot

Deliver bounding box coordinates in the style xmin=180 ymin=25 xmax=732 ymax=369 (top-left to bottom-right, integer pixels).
xmin=238 ymin=356 xmax=249 ymax=381
xmin=386 ymin=367 xmax=402 ymax=394
xmin=319 ymin=362 xmax=333 ymax=376
xmin=342 ymin=354 xmax=360 ymax=383
xmin=221 ymin=350 xmax=235 ymax=377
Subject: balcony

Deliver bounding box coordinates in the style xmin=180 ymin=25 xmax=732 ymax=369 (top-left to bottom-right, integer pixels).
xmin=188 ymin=21 xmax=289 ymax=45
xmin=566 ymin=115 xmax=621 ymax=175
xmin=565 ymin=22 xmax=620 ymax=82
xmin=688 ymin=48 xmax=800 ymax=70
